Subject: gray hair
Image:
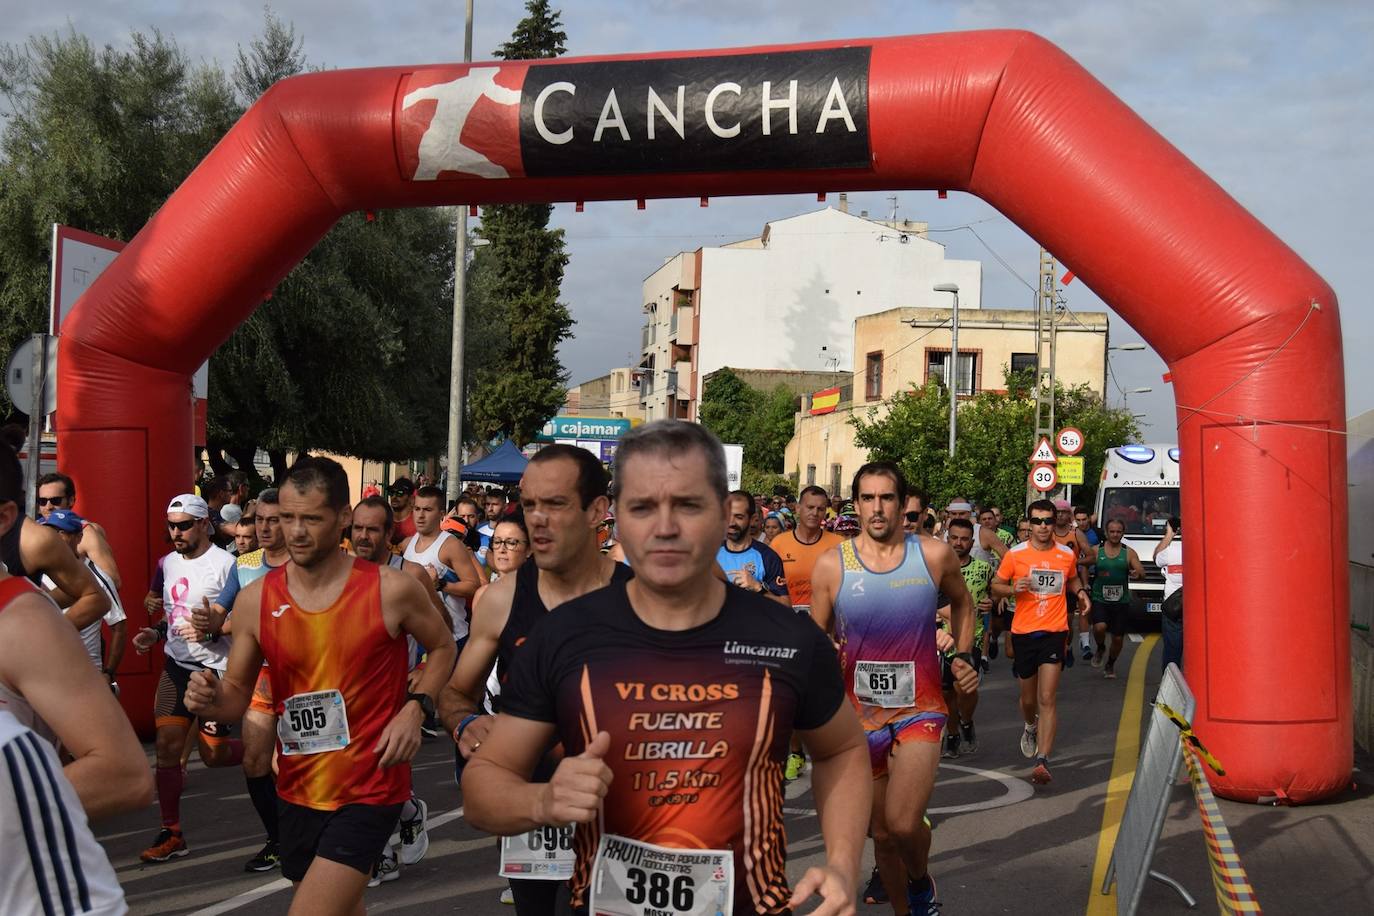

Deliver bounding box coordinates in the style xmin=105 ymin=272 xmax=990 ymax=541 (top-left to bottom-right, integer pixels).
xmin=613 ymin=420 xmax=727 ymax=500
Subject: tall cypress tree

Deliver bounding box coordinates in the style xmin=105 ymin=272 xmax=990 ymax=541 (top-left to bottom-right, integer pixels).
xmin=467 ymin=1 xmax=574 ymax=446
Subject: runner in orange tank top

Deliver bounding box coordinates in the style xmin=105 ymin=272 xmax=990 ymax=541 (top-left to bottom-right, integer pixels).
xmin=186 ymin=457 xmax=455 ymax=915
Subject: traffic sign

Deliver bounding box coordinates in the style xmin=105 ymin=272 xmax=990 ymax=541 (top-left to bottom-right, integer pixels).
xmin=5 ymin=335 xmax=57 ymax=417
xmin=1057 ymin=455 xmax=1085 ymax=485
xmin=1030 ymin=463 xmax=1058 ymax=492
xmin=1056 ymin=426 xmax=1085 ymax=455
xmin=1029 ymin=436 xmax=1057 ymax=464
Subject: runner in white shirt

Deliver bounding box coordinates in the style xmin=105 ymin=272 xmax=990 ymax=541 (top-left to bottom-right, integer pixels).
xmin=0 ymin=710 xmax=128 ymax=916
xmin=401 ymin=485 xmax=481 ymax=649
xmin=130 ymin=494 xmax=242 ymax=863
xmin=37 ymin=510 xmax=126 ymax=680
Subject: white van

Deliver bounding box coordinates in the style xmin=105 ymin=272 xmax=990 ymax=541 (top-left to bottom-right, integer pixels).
xmin=1092 ymin=444 xmax=1180 ymax=616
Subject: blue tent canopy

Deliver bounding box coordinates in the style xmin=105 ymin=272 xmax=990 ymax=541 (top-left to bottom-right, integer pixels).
xmin=459 ymin=439 xmax=527 ymax=484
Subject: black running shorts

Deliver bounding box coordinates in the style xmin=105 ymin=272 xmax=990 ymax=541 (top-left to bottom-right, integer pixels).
xmin=278 ymin=800 xmax=403 ymax=881
xmin=1011 ymin=631 xmax=1069 ymax=679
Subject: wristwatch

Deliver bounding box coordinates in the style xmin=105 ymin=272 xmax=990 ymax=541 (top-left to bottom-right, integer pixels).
xmin=405 ymin=692 xmax=436 ymax=720
xmin=953 ymin=652 xmax=976 ymax=668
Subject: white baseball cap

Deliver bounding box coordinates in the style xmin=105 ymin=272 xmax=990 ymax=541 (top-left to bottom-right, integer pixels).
xmin=166 ymin=494 xmax=210 ymax=519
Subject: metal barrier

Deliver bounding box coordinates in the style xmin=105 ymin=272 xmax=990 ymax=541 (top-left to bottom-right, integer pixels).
xmin=1101 ymin=662 xmax=1197 ymax=914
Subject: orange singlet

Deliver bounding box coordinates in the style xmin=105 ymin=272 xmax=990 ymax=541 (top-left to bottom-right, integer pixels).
xmin=259 ymin=558 xmax=409 ymax=811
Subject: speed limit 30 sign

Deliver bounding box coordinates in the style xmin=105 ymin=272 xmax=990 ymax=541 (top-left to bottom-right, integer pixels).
xmin=1030 ymin=463 xmax=1058 ymax=492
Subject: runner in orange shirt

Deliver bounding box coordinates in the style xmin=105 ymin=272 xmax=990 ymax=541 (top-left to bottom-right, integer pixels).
xmin=990 ymin=499 xmax=1090 ymax=786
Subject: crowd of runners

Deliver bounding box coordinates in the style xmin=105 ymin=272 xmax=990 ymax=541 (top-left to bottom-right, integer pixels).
xmin=0 ymin=419 xmax=1177 ymax=915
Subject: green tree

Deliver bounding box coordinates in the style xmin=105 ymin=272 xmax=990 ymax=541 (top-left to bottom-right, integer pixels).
xmin=851 ymin=372 xmax=1138 ymax=514
xmin=699 ymin=369 xmax=799 ymax=479
xmin=0 ymin=29 xmax=238 ymax=411
xmin=467 ymin=0 xmax=573 ymax=445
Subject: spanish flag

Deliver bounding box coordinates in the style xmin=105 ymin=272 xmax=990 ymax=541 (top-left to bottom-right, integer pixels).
xmin=810 ymin=386 xmax=841 ymax=415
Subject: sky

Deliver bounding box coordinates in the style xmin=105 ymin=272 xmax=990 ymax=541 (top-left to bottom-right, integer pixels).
xmin=6 ymin=0 xmax=1370 ymax=437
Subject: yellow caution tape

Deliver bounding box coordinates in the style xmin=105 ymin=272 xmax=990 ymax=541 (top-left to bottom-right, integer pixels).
xmin=1155 ymin=702 xmax=1226 ymax=776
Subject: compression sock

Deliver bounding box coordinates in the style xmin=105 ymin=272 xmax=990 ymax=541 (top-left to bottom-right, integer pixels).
xmin=245 ymin=774 xmax=279 ymax=842
xmin=156 ymin=765 xmax=185 ymax=828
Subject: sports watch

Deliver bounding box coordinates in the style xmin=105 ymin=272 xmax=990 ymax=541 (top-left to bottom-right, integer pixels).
xmin=405 ymin=692 xmax=436 ymax=720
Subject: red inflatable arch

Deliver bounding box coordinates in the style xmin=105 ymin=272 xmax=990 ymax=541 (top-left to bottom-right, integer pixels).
xmin=57 ymin=31 xmax=1348 ymax=802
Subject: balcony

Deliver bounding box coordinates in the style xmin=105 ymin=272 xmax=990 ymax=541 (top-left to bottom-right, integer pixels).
xmin=671 ymin=305 xmax=694 ymax=344
xmin=639 ymin=373 xmax=655 ymax=403
xmin=664 ymin=370 xmax=678 ymax=395
xmin=641 ymin=323 xmax=654 ymax=349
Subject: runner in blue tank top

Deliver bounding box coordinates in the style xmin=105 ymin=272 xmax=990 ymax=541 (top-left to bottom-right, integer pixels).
xmin=813 ymin=462 xmax=979 ymax=915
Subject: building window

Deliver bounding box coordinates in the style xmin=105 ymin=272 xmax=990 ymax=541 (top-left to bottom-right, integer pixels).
xmin=865 ymin=351 xmax=883 ymax=400
xmin=1011 ymin=352 xmax=1037 ymax=375
xmin=806 ymin=464 xmax=817 ymax=486
xmin=926 ymin=349 xmax=978 ymax=396
xmin=830 ymin=464 xmax=843 ymax=498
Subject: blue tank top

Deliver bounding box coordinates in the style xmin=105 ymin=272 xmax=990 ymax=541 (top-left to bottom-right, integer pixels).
xmin=833 ymin=535 xmax=944 ymax=727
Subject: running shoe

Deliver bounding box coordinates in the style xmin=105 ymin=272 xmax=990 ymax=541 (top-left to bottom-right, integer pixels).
xmin=907 ymin=874 xmax=940 ymax=914
xmin=960 ymin=720 xmax=978 ymax=755
xmin=368 ymin=846 xmax=400 ymax=887
xmin=1081 ymin=643 xmax=1094 ymax=661
xmin=500 ymin=887 xmax=515 ymax=905
xmin=862 ymin=867 xmax=888 ymax=905
xmin=987 ymin=636 xmax=998 ymax=660
xmin=784 ymin=752 xmax=806 ymax=782
xmin=1031 ymin=757 xmax=1053 ymax=785
xmin=1064 ymin=646 xmax=1075 ymax=668
xmin=1104 ymin=664 xmax=1117 ymax=680
xmin=941 ymin=732 xmax=960 ymax=759
xmin=140 ymin=828 xmax=189 ymax=863
xmin=397 ymin=796 xmax=430 ymax=865
xmin=1092 ymin=648 xmax=1106 ymax=668
xmin=244 ymin=840 xmax=279 ymax=872
xmin=1019 ymin=721 xmax=1038 ymax=759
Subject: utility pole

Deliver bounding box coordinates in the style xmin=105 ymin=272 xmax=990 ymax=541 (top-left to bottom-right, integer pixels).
xmin=445 ymin=0 xmax=475 ymax=507
xmin=1029 ymin=248 xmax=1059 ymax=505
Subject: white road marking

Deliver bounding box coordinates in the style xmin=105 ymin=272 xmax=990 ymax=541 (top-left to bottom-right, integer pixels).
xmin=930 ymin=763 xmax=1035 ymax=814
xmin=185 ymin=807 xmax=464 ymax=914
xmin=1128 ymin=633 xmax=1144 ymax=643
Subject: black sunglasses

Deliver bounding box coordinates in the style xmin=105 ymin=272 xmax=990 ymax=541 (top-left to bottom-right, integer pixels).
xmin=37 ymin=496 xmax=65 ymax=507
xmin=166 ymin=519 xmax=198 ymax=532
xmin=904 ymin=511 xmax=921 ymax=522
xmin=1027 ymin=517 xmax=1054 ymax=526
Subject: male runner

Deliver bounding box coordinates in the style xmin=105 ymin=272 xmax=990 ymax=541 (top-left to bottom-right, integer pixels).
xmin=36 ymin=471 xmax=122 ymax=587
xmin=943 ymin=500 xmax=1008 ymax=563
xmin=234 ymin=515 xmax=259 ymax=554
xmin=0 ymin=503 xmax=109 ymax=631
xmin=1051 ymin=500 xmax=1094 ymax=663
xmin=0 ymin=441 xmax=152 ymax=821
xmin=991 ymin=499 xmax=1090 ymax=785
xmin=132 ymin=494 xmax=243 ymax=862
xmin=350 ymin=495 xmax=445 ymax=885
xmin=768 ymin=484 xmax=843 ymax=781
xmin=185 ymin=456 xmax=455 ymax=916
xmin=938 ymin=518 xmax=992 ymax=759
xmin=223 ymin=488 xmax=290 ymax=872
xmin=476 ymin=489 xmax=507 ymax=564
xmin=980 ymin=507 xmax=1013 ymax=548
xmin=464 ymin=420 xmax=871 ymax=915
xmin=717 ymin=489 xmax=790 ymax=606
xmin=439 ymin=445 xmax=631 ymax=915
xmin=389 ymin=477 xmax=417 ymax=547
xmin=401 ymin=486 xmax=481 ymax=650
xmin=1089 ymin=519 xmax=1144 ymax=678
xmin=812 ymin=461 xmax=978 ymax=915
xmin=37 ymin=510 xmax=127 ymax=681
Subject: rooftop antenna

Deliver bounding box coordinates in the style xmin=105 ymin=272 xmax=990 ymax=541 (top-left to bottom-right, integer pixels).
xmin=887 ymin=194 xmax=899 ymax=222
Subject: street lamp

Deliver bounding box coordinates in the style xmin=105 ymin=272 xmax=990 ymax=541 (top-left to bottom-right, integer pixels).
xmin=447 ymin=0 xmax=476 ymax=505
xmin=933 ymin=283 xmax=960 ymax=457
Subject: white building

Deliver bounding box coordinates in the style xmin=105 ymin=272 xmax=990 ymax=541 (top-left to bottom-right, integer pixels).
xmin=636 ymin=204 xmax=982 ymax=420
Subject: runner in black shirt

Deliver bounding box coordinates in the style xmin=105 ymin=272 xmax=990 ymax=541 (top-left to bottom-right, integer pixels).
xmin=439 ymin=444 xmax=628 ymax=915
xmin=465 ymin=420 xmax=870 ymax=915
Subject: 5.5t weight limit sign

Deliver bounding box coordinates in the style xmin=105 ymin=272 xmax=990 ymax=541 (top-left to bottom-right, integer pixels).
xmin=1030 ymin=463 xmax=1058 ymax=492
xmin=1056 ymin=427 xmax=1084 ymax=456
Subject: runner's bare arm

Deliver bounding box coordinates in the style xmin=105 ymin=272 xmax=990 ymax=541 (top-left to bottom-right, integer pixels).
xmin=24 ymin=520 xmax=109 ymax=628
xmin=439 ymin=539 xmax=482 ymax=601
xmin=1069 ymin=571 xmax=1092 ymax=617
xmin=1127 ymin=547 xmax=1145 ymax=580
xmin=105 ymin=619 xmax=127 ymax=675
xmin=376 ymin=567 xmax=456 ymax=767
xmin=1 ymin=594 xmax=153 ymax=819
xmin=808 ymin=549 xmax=841 ymax=635
xmin=402 ymin=558 xmax=452 ymax=631
xmin=439 ymin=573 xmax=516 ymax=745
xmin=78 ymin=522 xmax=122 ymax=589
xmin=186 ymin=579 xmax=266 ymax=724
xmin=983 ymin=527 xmax=1009 ymax=558
xmin=792 ymin=704 xmax=870 ymax=913
xmin=464 ymin=715 xmax=605 ymax=833
xmin=925 ymin=540 xmax=974 ymax=656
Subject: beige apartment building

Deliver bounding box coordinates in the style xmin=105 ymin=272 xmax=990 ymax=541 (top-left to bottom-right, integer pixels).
xmin=562 ymin=367 xmax=645 ymax=422
xmin=784 ymin=306 xmax=1108 ymax=497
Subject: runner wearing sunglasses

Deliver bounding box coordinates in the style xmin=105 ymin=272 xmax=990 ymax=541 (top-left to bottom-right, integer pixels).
xmin=990 ymin=500 xmax=1089 ymax=785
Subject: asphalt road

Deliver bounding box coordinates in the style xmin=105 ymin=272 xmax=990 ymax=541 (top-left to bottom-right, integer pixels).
xmin=94 ymin=635 xmax=1374 ymax=914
